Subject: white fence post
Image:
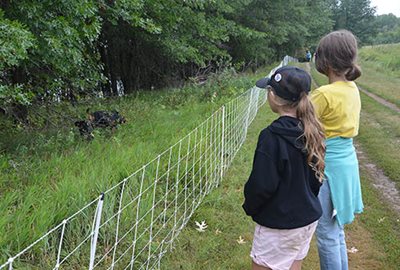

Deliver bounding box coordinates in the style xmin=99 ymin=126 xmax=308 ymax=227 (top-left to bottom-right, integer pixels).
xmin=54 ymin=219 xmax=67 ymax=270
xmin=89 ymin=193 xmax=104 ymax=270
xmin=220 ymin=106 xmax=225 ymax=181
xmin=111 ymin=180 xmax=127 ymax=270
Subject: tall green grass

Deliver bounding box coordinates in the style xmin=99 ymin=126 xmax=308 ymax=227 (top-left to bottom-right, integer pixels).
xmin=0 ymin=65 xmax=275 ymax=261
xmin=357 ymin=43 xmax=400 ymax=107
xmin=357 ymin=94 xmax=400 ymax=188
xmin=359 ymin=44 xmax=400 ymax=75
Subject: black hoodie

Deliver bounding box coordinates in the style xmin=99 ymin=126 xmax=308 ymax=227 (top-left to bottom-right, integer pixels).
xmin=243 ymin=116 xmax=322 ymax=229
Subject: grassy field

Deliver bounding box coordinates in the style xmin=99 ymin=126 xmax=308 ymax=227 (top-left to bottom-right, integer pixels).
xmin=2 ymin=44 xmax=400 ymax=269
xmin=357 ymin=43 xmax=400 ymax=107
xmin=0 ymin=65 xmax=275 ymax=260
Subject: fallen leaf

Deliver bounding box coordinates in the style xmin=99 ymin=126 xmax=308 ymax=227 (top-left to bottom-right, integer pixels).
xmin=347 ymin=247 xmax=358 ymax=253
xmin=195 ymin=220 xmax=208 ymax=232
xmin=237 ymin=236 xmax=246 ymax=244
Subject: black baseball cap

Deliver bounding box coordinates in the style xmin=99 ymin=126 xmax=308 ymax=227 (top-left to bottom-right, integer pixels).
xmin=256 ymin=66 xmax=311 ymax=102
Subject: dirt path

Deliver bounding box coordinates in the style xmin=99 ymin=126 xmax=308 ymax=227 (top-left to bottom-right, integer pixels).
xmin=358 ymin=86 xmax=400 ymax=114
xmin=304 ymin=62 xmax=400 ymax=216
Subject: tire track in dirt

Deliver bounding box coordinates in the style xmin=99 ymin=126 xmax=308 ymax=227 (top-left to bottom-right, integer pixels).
xmin=358 ymin=86 xmax=400 ymax=114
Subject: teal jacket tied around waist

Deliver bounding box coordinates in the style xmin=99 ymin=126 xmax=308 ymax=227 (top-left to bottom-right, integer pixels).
xmin=325 ymin=137 xmax=364 ymax=226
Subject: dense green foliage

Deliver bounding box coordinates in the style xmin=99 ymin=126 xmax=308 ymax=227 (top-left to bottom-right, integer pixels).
xmin=1 ymin=0 xmax=336 ymax=117
xmin=373 ymin=14 xmax=400 ymax=44
xmin=1 ymin=0 xmax=399 ymax=119
xmin=330 ymin=0 xmax=376 ymax=44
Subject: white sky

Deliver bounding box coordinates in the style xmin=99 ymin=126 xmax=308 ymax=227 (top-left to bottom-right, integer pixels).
xmin=370 ymin=0 xmax=400 ymax=17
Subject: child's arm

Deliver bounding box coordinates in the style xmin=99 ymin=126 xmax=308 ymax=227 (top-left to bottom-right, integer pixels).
xmin=310 ymin=89 xmax=328 ymax=120
xmin=242 ymin=150 xmax=280 ymax=216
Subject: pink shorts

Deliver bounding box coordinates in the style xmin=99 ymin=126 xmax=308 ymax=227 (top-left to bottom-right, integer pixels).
xmin=250 ymin=221 xmax=318 ymax=270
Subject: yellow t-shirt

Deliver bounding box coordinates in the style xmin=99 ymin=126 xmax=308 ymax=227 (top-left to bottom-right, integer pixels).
xmin=310 ymin=81 xmax=361 ymax=139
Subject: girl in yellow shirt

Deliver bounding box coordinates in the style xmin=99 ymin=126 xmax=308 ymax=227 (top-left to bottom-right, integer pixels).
xmin=311 ymin=30 xmax=364 ymax=270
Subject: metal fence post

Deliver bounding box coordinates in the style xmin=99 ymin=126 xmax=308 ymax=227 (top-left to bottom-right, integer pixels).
xmin=89 ymin=193 xmax=104 ymax=270
xmin=220 ymin=106 xmax=225 ymax=181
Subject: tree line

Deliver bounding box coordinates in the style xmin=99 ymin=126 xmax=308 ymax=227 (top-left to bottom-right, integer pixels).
xmin=0 ymin=0 xmax=394 ymax=121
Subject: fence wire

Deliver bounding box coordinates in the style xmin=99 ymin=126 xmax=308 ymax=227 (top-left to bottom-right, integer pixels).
xmin=1 ymin=58 xmax=293 ymax=270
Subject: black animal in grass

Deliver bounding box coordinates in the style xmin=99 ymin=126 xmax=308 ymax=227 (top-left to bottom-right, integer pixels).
xmin=75 ymin=109 xmax=126 ymax=140
xmin=74 ymin=120 xmax=95 ymax=140
xmin=87 ymin=109 xmax=126 ymax=129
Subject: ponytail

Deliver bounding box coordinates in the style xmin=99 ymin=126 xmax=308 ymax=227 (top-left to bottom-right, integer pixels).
xmin=296 ymin=92 xmax=326 ymax=182
xmin=345 ymin=64 xmax=362 ymax=81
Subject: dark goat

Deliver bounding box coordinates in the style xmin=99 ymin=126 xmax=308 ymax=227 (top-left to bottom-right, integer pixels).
xmin=75 ymin=109 xmax=126 ymax=140
xmin=87 ymin=109 xmax=126 ymax=129
xmin=74 ymin=120 xmax=94 ymax=140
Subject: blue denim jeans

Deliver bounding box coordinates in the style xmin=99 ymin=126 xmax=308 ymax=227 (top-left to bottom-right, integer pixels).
xmin=316 ymin=180 xmax=348 ymax=270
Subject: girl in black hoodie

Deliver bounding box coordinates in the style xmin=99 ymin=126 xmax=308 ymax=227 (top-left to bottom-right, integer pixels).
xmin=243 ymin=66 xmax=325 ymax=270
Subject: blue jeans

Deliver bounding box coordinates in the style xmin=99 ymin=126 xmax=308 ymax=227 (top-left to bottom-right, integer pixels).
xmin=316 ymin=180 xmax=348 ymax=270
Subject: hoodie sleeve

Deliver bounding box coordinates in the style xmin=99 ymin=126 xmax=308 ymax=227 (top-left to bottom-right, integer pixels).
xmin=242 ymin=150 xmax=281 ymax=216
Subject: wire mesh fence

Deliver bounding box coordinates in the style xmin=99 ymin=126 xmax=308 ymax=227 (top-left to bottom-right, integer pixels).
xmin=1 ymin=58 xmax=292 ymax=270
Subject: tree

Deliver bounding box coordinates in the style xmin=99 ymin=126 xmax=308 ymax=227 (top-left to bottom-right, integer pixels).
xmin=0 ymin=0 xmax=338 ymax=121
xmin=0 ymin=10 xmax=34 ymax=106
xmin=226 ymin=0 xmax=333 ymax=66
xmin=1 ymin=1 xmax=103 ymax=107
xmin=373 ymin=14 xmax=400 ymax=44
xmin=331 ymin=0 xmax=376 ymax=44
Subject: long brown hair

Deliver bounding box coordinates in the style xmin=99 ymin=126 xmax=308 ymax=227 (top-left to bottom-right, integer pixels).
xmin=271 ymin=91 xmax=326 ymax=182
xmin=296 ymin=92 xmax=326 ymax=182
xmin=315 ymin=29 xmax=361 ymax=81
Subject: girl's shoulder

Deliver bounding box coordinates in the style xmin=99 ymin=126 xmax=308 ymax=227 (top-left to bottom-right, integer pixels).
xmin=314 ymin=83 xmax=335 ymax=94
xmin=256 ymin=127 xmax=279 ymax=152
xmin=257 ymin=127 xmax=274 ymax=145
xmin=316 ymin=81 xmax=357 ymax=92
xmin=314 ymin=81 xmax=358 ymax=99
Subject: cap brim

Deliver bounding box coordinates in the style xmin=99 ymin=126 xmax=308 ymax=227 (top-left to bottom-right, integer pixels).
xmin=255 ymin=77 xmax=270 ymax=88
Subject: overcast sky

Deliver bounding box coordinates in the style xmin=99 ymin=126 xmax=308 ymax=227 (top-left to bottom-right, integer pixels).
xmin=370 ymin=0 xmax=400 ymax=17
